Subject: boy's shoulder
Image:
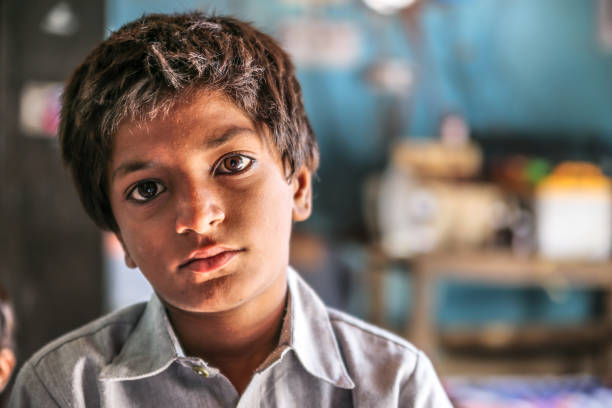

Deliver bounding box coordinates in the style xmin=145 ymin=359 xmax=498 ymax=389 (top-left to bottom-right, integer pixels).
xmin=319 ymin=305 xmax=452 ymax=406
xmin=290 ymin=268 xmax=422 ymax=374
xmin=327 ymin=307 xmax=417 ymax=353
xmin=25 ymin=301 xmax=147 ymax=372
xmin=10 ymin=302 xmax=148 ymax=406
xmin=325 ymin=306 xmax=422 ymax=374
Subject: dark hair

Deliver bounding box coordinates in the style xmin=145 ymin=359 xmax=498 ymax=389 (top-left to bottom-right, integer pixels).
xmin=59 ymin=12 xmax=319 ymax=232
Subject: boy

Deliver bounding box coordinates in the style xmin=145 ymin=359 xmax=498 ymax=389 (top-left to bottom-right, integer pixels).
xmin=10 ymin=12 xmax=452 ymax=407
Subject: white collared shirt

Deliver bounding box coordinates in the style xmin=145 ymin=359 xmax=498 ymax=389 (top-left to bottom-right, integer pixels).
xmin=9 ymin=268 xmax=452 ymax=407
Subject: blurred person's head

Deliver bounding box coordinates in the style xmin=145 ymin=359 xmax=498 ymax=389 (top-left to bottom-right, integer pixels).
xmin=0 ymin=286 xmax=15 ymax=392
xmin=59 ymin=12 xmax=319 ymax=234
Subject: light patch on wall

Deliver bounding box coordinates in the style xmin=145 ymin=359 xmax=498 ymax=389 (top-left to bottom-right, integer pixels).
xmin=365 ymin=60 xmax=414 ymax=95
xmin=279 ymin=0 xmax=350 ymax=5
xmin=279 ymin=18 xmax=362 ymax=69
xmin=598 ymin=0 xmax=612 ymax=51
xmin=40 ymin=1 xmax=79 ymax=36
xmin=362 ymin=0 xmax=418 ymax=15
xmin=19 ymin=81 xmax=63 ymax=138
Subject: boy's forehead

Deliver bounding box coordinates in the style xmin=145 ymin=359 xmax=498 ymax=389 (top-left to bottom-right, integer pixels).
xmin=115 ymin=90 xmax=245 ymax=138
xmin=110 ymin=89 xmax=280 ymax=160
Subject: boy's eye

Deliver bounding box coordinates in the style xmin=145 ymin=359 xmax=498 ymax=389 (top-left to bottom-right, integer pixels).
xmin=127 ymin=180 xmax=166 ymax=203
xmin=216 ymin=154 xmax=254 ymax=175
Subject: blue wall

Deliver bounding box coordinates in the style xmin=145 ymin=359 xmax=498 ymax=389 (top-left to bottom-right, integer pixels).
xmin=106 ymin=0 xmax=603 ymax=326
xmin=414 ymin=0 xmax=612 ymax=135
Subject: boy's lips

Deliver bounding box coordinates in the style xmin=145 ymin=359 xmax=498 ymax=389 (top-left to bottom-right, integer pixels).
xmin=179 ymin=247 xmax=243 ymax=274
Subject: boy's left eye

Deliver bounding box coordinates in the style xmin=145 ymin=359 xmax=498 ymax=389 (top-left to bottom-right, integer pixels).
xmin=216 ymin=154 xmax=254 ymax=175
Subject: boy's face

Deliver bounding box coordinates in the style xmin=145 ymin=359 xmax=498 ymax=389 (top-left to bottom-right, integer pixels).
xmin=108 ymin=90 xmax=312 ymax=313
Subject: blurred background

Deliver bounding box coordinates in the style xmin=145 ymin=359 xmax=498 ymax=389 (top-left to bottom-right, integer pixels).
xmin=2 ymin=0 xmax=612 ymax=406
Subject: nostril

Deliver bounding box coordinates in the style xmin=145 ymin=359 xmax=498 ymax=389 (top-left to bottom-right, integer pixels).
xmin=175 ymin=200 xmax=225 ymax=235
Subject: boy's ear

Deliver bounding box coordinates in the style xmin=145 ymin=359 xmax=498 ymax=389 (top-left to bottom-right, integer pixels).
xmin=115 ymin=233 xmax=138 ymax=269
xmin=291 ymin=165 xmax=312 ymax=222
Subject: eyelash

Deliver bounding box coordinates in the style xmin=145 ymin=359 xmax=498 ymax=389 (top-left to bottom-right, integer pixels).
xmin=125 ymin=153 xmax=256 ymax=204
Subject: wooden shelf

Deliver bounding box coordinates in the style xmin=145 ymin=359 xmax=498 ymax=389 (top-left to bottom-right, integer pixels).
xmin=439 ymin=322 xmax=610 ymax=353
xmin=416 ymin=250 xmax=612 ymax=287
xmin=368 ymin=248 xmax=612 ymax=377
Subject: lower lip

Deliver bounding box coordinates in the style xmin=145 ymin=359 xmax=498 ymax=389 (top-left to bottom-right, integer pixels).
xmin=181 ymin=251 xmax=241 ymax=274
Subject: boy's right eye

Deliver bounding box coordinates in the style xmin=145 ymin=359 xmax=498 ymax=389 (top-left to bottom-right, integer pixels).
xmin=127 ymin=180 xmax=166 ymax=203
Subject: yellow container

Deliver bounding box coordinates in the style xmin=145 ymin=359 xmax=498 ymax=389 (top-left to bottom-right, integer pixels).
xmin=536 ymin=162 xmax=612 ymax=261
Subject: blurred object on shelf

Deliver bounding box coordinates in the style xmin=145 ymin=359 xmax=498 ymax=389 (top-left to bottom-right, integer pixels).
xmin=490 ymin=156 xmax=553 ymax=199
xmin=375 ymin=165 xmax=509 ymax=257
xmin=370 ymin=121 xmax=513 ymax=257
xmin=526 ymin=158 xmax=554 ymax=186
xmin=536 ymin=161 xmax=612 ymax=262
xmin=445 ymin=375 xmax=612 ymax=407
xmin=506 ymin=201 xmax=536 ymax=257
xmin=391 ymin=137 xmax=482 ymax=181
xmin=473 ymin=131 xmax=612 ymax=195
xmin=439 ymin=113 xmax=470 ymax=148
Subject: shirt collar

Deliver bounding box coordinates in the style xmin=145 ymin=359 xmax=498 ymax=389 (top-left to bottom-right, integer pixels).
xmin=286 ymin=267 xmax=354 ymax=389
xmin=99 ymin=294 xmax=182 ymax=381
xmin=99 ymin=268 xmax=354 ymax=390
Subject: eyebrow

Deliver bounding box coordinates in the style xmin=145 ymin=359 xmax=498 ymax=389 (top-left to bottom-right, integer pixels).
xmin=205 ymin=126 xmax=254 ymax=149
xmin=111 ymin=161 xmax=156 ymax=182
xmin=111 ymin=126 xmax=255 ymax=181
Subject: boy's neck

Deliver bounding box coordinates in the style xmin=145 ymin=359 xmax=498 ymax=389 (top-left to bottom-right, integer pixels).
xmin=163 ymin=271 xmax=288 ymax=394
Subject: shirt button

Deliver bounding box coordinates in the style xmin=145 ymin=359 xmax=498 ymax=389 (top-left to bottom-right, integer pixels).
xmin=192 ymin=366 xmax=210 ymax=377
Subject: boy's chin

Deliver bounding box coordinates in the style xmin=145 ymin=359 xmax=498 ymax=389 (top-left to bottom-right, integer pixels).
xmin=162 ymin=292 xmax=248 ymax=315
xmin=161 ymin=296 xmax=244 ymax=315
xmin=166 ymin=273 xmax=287 ymax=315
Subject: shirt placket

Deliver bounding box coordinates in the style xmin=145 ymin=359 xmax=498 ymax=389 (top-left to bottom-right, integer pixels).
xmin=176 ymin=357 xmax=242 ymax=405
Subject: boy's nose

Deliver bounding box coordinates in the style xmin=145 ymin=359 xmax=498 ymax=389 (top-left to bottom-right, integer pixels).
xmin=175 ymin=190 xmax=225 ymax=235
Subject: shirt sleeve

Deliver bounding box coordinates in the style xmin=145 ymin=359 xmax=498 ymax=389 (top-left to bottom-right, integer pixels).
xmin=400 ymin=350 xmax=454 ymax=408
xmin=8 ymin=361 xmax=61 ymax=408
